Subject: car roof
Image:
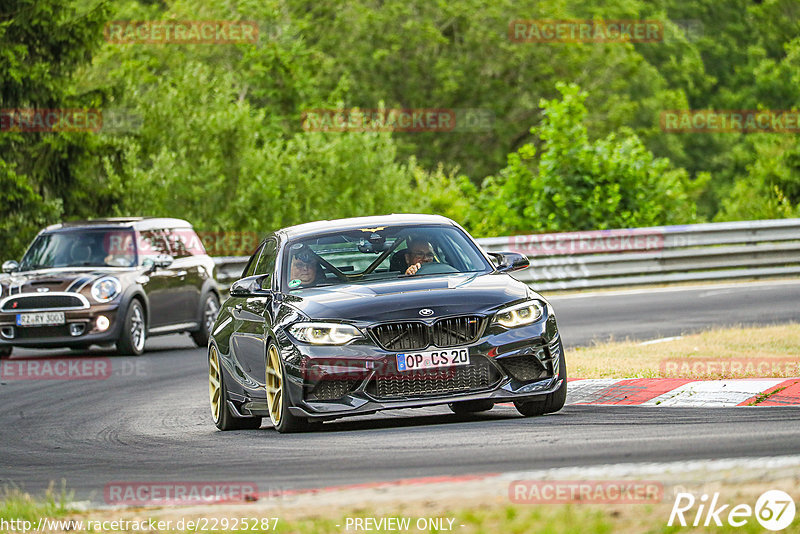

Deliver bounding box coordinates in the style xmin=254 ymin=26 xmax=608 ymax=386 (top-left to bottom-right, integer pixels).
xmin=278 ymin=214 xmax=457 ymax=239
xmin=43 ymin=217 xmax=193 ymax=233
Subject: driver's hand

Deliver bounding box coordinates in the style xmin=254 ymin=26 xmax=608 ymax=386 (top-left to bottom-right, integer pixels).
xmin=405 ymin=263 xmax=421 ymax=275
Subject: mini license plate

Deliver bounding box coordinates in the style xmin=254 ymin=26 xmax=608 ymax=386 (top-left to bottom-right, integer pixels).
xmin=396 ymin=348 xmax=470 ymax=372
xmin=16 ymin=312 xmax=66 ymax=327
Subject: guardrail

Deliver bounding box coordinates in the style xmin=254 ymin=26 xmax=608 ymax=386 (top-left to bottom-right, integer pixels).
xmin=213 ymin=218 xmax=800 ymax=292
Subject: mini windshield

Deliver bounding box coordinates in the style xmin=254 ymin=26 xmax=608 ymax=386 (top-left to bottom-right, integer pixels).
xmin=283 ymin=225 xmax=492 ymax=290
xmin=19 ymin=230 xmax=137 ymax=270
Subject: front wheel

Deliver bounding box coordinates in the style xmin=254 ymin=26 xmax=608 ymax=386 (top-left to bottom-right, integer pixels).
xmin=116 ymin=300 xmax=146 ymax=356
xmin=266 ymin=342 xmax=320 ymax=433
xmin=514 ymin=340 xmax=567 ymax=417
xmin=209 ymin=345 xmax=262 ymax=430
xmin=0 ymin=346 xmax=12 ymax=359
xmin=191 ymin=293 xmax=220 ymax=348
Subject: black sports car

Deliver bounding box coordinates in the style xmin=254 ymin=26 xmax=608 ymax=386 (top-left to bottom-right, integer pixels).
xmin=208 ymin=214 xmax=566 ymax=432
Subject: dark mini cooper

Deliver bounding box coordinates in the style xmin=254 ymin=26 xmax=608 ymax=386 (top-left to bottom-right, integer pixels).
xmin=0 ymin=218 xmax=221 ymax=357
xmin=209 ymin=214 xmax=567 ymax=432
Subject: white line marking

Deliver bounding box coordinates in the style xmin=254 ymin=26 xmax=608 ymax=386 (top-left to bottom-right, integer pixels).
xmin=638 ymin=336 xmax=683 ymax=346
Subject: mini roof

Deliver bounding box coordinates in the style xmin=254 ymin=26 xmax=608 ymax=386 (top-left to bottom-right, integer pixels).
xmin=44 ymin=217 xmax=193 ymax=233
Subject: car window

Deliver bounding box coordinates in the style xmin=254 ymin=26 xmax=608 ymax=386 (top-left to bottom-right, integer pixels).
xmin=19 ymin=229 xmax=137 ymax=270
xmin=137 ymin=230 xmax=170 ymax=265
xmin=242 ymin=243 xmax=264 ymax=278
xmin=254 ymin=239 xmax=277 ymax=276
xmin=164 ymin=228 xmax=202 ymax=258
xmin=283 ymin=225 xmax=492 ymax=290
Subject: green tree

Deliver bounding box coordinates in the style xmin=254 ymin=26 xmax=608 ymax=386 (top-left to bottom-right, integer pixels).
xmin=0 ymin=0 xmax=114 ymax=258
xmin=475 ymin=83 xmax=701 ymax=235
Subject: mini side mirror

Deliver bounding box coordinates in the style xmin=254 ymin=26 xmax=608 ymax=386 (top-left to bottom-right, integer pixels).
xmin=2 ymin=261 xmax=19 ymax=274
xmin=153 ymin=254 xmax=174 ymax=269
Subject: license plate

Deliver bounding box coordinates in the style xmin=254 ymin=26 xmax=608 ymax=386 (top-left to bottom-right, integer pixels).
xmin=396 ymin=349 xmax=470 ymax=372
xmin=16 ymin=312 xmax=66 ymax=327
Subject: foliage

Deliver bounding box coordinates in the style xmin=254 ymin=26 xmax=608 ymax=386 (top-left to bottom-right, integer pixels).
xmin=475 ymin=83 xmax=702 ymax=235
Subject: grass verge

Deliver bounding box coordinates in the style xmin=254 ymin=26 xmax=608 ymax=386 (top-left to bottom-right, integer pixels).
xmin=569 ymin=323 xmax=800 ymax=379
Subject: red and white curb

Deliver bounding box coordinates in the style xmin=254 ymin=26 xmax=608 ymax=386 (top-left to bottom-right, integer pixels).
xmin=566 ymin=377 xmax=800 ymax=407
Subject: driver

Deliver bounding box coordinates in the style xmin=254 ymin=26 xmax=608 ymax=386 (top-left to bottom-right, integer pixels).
xmin=289 ymin=249 xmax=322 ymax=288
xmin=404 ymin=238 xmax=436 ymax=275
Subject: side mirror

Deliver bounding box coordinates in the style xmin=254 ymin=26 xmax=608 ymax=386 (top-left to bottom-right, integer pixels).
xmin=2 ymin=261 xmax=19 ymax=274
xmin=230 ymin=274 xmax=271 ymax=297
xmin=489 ymin=252 xmax=530 ymax=273
xmin=153 ymin=254 xmax=174 ymax=269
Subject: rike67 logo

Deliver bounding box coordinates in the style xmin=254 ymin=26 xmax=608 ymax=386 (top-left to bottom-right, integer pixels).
xmin=669 ymin=490 xmax=796 ymax=531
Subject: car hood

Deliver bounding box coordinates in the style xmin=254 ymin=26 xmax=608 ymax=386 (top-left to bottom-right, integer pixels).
xmin=283 ymin=272 xmax=533 ymax=322
xmin=0 ymin=268 xmax=136 ymax=295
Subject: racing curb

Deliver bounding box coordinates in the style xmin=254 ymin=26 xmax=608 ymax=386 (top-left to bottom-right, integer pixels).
xmin=565 ymin=377 xmax=800 ymax=406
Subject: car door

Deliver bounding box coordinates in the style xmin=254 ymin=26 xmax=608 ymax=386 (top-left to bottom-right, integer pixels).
xmin=230 ymin=239 xmax=277 ymax=395
xmin=163 ymin=228 xmax=202 ymax=324
xmin=137 ymin=229 xmax=179 ymax=329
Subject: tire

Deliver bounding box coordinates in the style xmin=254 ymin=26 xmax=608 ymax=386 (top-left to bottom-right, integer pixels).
xmin=0 ymin=346 xmax=12 ymax=359
xmin=191 ymin=293 xmax=220 ymax=348
xmin=448 ymin=399 xmax=494 ymax=414
xmin=514 ymin=340 xmax=567 ymax=417
xmin=266 ymin=341 xmax=320 ymax=433
xmin=116 ymin=300 xmax=146 ymax=356
xmin=209 ymin=345 xmax=262 ymax=431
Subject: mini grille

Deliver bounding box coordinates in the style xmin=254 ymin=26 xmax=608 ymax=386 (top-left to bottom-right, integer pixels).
xmin=2 ymin=295 xmax=84 ymax=311
xmin=498 ymin=355 xmax=548 ymax=381
xmin=13 ymin=326 xmax=70 ymax=338
xmin=371 ymin=316 xmax=484 ymax=351
xmin=371 ymin=356 xmax=498 ymax=399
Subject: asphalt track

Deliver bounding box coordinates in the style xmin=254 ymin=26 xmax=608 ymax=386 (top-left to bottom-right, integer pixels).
xmin=1 ymin=280 xmax=799 ymax=503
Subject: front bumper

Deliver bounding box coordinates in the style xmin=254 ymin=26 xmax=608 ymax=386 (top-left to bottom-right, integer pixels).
xmin=279 ymin=312 xmax=563 ymax=421
xmin=0 ymin=304 xmax=122 ymax=349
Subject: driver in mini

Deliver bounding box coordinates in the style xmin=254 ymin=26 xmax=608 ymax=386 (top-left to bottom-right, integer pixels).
xmin=404 ymin=238 xmax=437 ymax=275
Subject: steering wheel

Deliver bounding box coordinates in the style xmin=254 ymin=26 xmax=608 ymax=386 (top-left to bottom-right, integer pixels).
xmin=415 ymin=262 xmax=459 ymax=275
xmin=69 ymin=241 xmax=93 ymax=264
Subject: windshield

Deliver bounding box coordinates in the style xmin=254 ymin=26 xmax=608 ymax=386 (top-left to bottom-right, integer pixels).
xmin=283 ymin=225 xmax=492 ymax=291
xmin=19 ymin=229 xmax=137 ymax=270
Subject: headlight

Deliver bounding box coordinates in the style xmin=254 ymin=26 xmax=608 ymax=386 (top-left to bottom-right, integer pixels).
xmin=492 ymin=300 xmax=545 ymax=328
xmin=288 ymin=322 xmax=363 ymax=345
xmin=91 ymin=277 xmax=121 ymax=302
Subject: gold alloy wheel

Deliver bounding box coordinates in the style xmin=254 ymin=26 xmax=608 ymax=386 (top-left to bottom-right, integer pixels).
xmin=266 ymin=345 xmax=283 ymax=426
xmin=208 ymin=346 xmax=221 ymax=422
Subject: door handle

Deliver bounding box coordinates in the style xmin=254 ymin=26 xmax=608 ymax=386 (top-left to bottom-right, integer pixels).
xmin=176 ymin=270 xmax=188 ymax=278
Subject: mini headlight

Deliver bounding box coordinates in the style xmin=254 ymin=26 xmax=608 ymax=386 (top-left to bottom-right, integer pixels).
xmin=492 ymin=300 xmax=545 ymax=328
xmin=91 ymin=277 xmax=121 ymax=302
xmin=288 ymin=322 xmax=363 ymax=345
